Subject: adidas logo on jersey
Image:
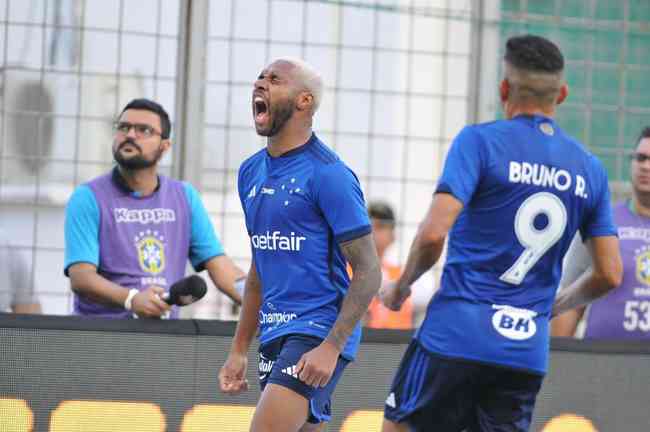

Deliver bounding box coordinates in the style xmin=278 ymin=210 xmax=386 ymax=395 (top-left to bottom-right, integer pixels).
xmin=385 ymin=393 xmax=396 ymax=408
xmin=281 ymin=365 xmax=299 ymax=379
xmin=248 ymin=185 xmax=256 ymax=199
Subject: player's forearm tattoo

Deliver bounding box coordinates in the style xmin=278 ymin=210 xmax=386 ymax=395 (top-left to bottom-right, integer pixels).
xmin=326 ymin=233 xmax=382 ymax=351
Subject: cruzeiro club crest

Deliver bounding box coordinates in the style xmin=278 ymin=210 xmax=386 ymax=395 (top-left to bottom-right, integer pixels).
xmin=134 ymin=230 xmax=166 ymax=275
xmin=635 ymin=245 xmax=650 ymax=286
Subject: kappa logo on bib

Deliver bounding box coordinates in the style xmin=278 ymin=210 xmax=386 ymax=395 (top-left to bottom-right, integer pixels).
xmin=491 ymin=305 xmax=537 ymax=340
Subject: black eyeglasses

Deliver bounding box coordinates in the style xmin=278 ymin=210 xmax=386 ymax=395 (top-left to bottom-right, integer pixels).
xmin=113 ymin=122 xmax=162 ymax=139
xmin=631 ymin=153 xmax=650 ymax=163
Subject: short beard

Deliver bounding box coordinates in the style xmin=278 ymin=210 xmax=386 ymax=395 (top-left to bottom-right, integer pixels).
xmin=634 ymin=187 xmax=650 ymax=209
xmin=113 ymin=142 xmax=164 ymax=170
xmin=258 ymin=100 xmax=295 ymax=137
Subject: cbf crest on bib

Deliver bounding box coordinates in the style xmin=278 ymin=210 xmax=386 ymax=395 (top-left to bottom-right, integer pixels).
xmin=135 ymin=230 xmax=166 ymax=274
xmin=635 ymin=245 xmax=650 ymax=286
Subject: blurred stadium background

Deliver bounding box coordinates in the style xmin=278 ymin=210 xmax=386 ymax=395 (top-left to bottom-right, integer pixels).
xmin=1 ymin=0 xmax=648 ymax=319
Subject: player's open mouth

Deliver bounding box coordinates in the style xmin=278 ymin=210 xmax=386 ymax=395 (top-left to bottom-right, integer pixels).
xmin=254 ymin=96 xmax=269 ymax=125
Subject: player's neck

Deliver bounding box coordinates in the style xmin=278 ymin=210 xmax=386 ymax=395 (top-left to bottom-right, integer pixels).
xmin=117 ymin=166 xmax=159 ymax=196
xmin=267 ymin=121 xmax=313 ymax=157
xmin=506 ymin=104 xmax=556 ymax=119
xmin=632 ymin=195 xmax=650 ymax=218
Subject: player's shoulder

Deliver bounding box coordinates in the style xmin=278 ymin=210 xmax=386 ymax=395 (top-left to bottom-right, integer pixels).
xmin=305 ymin=133 xmax=340 ymax=166
xmin=560 ymin=132 xmax=607 ymax=173
xmin=310 ymin=138 xmax=359 ymax=179
xmin=83 ymin=171 xmax=112 ymax=189
xmin=239 ymin=147 xmax=267 ymax=178
xmin=471 ymin=118 xmax=509 ymax=133
xmin=179 ymin=180 xmax=202 ymax=206
xmin=470 ymin=118 xmax=535 ymax=143
xmin=451 ymin=123 xmax=489 ymax=146
xmin=66 ymin=183 xmax=98 ymax=217
xmin=553 ymin=125 xmax=590 ymax=152
xmin=69 ymin=181 xmax=98 ymax=204
xmin=158 ymin=173 xmax=185 ymax=190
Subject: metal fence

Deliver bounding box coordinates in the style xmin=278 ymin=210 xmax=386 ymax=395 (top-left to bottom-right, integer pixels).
xmin=1 ymin=0 xmax=648 ymax=319
xmin=0 ymin=0 xmax=180 ymax=314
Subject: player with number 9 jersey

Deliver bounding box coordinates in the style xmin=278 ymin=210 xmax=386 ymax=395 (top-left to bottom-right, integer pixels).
xmin=380 ymin=34 xmax=622 ymax=432
xmin=419 ymin=113 xmax=616 ymax=374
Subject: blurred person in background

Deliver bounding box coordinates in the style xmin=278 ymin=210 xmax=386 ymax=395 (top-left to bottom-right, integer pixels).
xmin=64 ymin=98 xmax=244 ymax=319
xmin=552 ymin=127 xmax=650 ymax=340
xmin=219 ymin=58 xmax=381 ymax=432
xmin=365 ymin=201 xmax=413 ymax=330
xmin=0 ymin=228 xmax=41 ymax=313
xmin=379 ymin=34 xmax=622 ymax=432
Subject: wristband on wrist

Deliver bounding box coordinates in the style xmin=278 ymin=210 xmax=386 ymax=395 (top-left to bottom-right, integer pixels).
xmin=124 ymin=288 xmax=139 ymax=311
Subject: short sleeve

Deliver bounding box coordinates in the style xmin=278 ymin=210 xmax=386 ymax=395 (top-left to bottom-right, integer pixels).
xmin=64 ymin=185 xmax=100 ymax=275
xmin=435 ymin=126 xmax=485 ymax=205
xmin=237 ymin=165 xmax=252 ymax=236
xmin=579 ymin=160 xmax=617 ymax=240
xmin=315 ymin=162 xmax=371 ymax=243
xmin=183 ymin=182 xmax=225 ymax=271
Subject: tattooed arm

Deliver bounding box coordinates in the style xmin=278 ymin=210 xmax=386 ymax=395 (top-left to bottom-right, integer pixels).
xmin=326 ymin=233 xmax=382 ymax=350
xmin=296 ymin=233 xmax=381 ymax=387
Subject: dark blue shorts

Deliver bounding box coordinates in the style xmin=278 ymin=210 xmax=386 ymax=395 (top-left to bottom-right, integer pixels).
xmin=258 ymin=334 xmax=350 ymax=424
xmin=384 ymin=339 xmax=544 ymax=432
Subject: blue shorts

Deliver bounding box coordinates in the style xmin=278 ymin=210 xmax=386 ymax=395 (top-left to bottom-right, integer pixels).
xmin=384 ymin=339 xmax=544 ymax=432
xmin=258 ymin=334 xmax=350 ymax=424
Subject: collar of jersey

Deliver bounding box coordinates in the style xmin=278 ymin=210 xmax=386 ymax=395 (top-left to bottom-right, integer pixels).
xmin=265 ymin=132 xmax=318 ymax=160
xmin=111 ymin=166 xmax=161 ymax=198
xmin=512 ymin=113 xmax=555 ymax=125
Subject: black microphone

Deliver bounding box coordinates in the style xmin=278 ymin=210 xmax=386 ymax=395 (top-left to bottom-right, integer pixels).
xmin=162 ymin=275 xmax=207 ymax=306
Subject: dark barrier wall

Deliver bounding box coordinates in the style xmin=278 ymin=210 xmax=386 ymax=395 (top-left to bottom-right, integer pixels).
xmin=2 ymin=314 xmax=650 ymax=431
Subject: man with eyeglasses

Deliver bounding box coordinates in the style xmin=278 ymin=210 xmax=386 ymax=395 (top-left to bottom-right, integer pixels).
xmin=553 ymin=127 xmax=650 ymax=340
xmin=64 ymin=98 xmax=244 ymax=319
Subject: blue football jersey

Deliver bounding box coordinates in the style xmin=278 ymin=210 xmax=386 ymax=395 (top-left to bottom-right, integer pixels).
xmin=418 ymin=114 xmax=617 ymax=374
xmin=238 ymin=133 xmax=371 ymax=360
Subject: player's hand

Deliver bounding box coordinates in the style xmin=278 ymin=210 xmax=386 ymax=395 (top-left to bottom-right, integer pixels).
xmin=379 ymin=280 xmax=411 ymax=311
xmin=296 ymin=340 xmax=340 ymax=388
xmin=219 ymin=352 xmax=249 ymax=395
xmin=131 ymin=286 xmax=171 ymax=318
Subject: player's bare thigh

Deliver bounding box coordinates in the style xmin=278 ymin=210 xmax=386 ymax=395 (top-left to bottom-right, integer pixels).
xmin=298 ymin=421 xmax=326 ymax=432
xmin=250 ymin=383 xmax=311 ymax=432
xmin=382 ymin=418 xmax=409 ymax=432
